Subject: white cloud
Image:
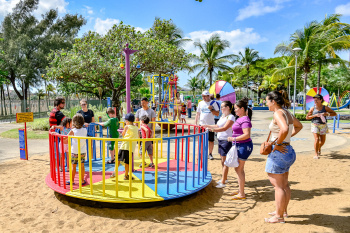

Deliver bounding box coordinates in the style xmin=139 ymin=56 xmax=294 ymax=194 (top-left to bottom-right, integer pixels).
xmin=335 ymin=2 xmax=350 ymax=16
xmin=236 ymin=0 xmax=289 ymax=21
xmin=94 ymin=18 xmax=148 ymax=35
xmin=182 ymin=28 xmax=267 ymax=56
xmin=0 ymin=0 xmax=68 ymax=19
xmin=84 ymin=5 xmax=93 ymax=15
xmin=94 ymin=18 xmax=120 ymax=35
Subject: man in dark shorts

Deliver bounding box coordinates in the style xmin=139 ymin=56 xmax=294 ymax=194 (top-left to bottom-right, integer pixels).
xmin=195 ymin=91 xmax=219 ymax=160
xmin=49 ymin=97 xmax=66 ymax=128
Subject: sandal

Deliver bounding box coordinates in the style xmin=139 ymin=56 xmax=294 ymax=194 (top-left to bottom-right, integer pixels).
xmin=264 ymin=216 xmax=285 ymax=223
xmin=66 ymin=181 xmax=75 ymax=185
xmin=229 ymin=191 xmax=239 ymax=196
xmin=148 ymin=163 xmax=155 ymax=168
xmin=107 ymin=159 xmax=115 ymax=164
xmin=124 ymin=175 xmax=135 ymax=180
xmin=231 ymin=195 xmax=246 ymax=200
xmin=268 ymin=211 xmax=288 ymax=218
xmin=81 ymin=180 xmax=87 ymax=185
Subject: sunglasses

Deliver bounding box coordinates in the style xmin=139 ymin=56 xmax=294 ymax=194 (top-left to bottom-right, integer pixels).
xmin=81 ymin=104 xmax=87 ymax=106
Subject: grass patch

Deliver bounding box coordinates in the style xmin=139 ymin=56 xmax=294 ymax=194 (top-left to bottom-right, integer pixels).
xmin=0 ymin=128 xmax=49 ymax=139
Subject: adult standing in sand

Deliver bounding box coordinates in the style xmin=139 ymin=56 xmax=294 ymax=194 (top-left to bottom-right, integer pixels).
xmin=195 ymin=90 xmax=219 ymax=160
xmin=203 ymin=101 xmax=235 ymax=188
xmin=49 ymin=97 xmax=66 ymax=128
xmin=227 ymin=98 xmax=253 ymax=200
xmin=306 ymin=94 xmax=336 ymax=159
xmin=264 ymin=90 xmax=303 ymax=223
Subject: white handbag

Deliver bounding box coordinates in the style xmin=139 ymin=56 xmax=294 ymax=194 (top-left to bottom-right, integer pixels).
xmin=224 ymin=139 xmax=239 ymax=168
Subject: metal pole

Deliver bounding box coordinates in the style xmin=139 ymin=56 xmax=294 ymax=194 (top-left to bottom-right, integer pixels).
xmin=293 ymin=55 xmax=298 ymax=115
xmin=123 ymin=43 xmax=138 ymax=114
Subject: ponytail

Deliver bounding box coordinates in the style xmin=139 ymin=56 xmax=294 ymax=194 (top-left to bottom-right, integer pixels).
xmin=235 ymin=97 xmax=253 ymax=120
xmin=267 ymin=90 xmax=290 ymax=108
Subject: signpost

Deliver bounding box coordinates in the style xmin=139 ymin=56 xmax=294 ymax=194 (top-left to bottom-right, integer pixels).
xmin=16 ymin=112 xmax=34 ymax=160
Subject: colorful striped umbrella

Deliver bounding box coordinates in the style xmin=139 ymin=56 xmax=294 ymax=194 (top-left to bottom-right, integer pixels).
xmin=306 ymin=87 xmax=329 ymax=110
xmin=209 ymin=80 xmax=236 ymax=104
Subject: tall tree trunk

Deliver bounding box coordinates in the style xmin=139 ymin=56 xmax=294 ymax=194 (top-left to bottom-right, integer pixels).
xmin=317 ymin=62 xmax=321 ymax=94
xmin=209 ymin=71 xmax=213 ymax=87
xmin=303 ymin=72 xmax=308 ymax=114
xmin=6 ymin=84 xmax=12 ymax=115
xmin=38 ymin=96 xmax=41 ymax=117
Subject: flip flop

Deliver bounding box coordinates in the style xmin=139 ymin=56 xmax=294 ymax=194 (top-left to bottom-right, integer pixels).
xmin=268 ymin=211 xmax=288 ymax=218
xmin=229 ymin=191 xmax=239 ymax=196
xmin=107 ymin=159 xmax=115 ymax=164
xmin=66 ymin=181 xmax=75 ymax=185
xmin=81 ymin=180 xmax=87 ymax=185
xmin=232 ymin=195 xmax=246 ymax=200
xmin=264 ymin=216 xmax=285 ymax=223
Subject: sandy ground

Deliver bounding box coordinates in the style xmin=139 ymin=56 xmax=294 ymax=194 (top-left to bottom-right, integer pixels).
xmin=1 ymin=112 xmax=350 ymax=232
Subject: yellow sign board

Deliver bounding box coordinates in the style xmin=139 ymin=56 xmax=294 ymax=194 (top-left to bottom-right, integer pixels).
xmin=16 ymin=112 xmax=34 ymax=123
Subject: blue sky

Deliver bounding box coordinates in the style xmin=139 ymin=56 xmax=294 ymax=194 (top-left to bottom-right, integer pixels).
xmin=1 ymin=0 xmax=350 ymax=87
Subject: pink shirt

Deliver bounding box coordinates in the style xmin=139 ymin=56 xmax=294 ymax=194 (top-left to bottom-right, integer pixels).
xmin=232 ymin=116 xmax=252 ymax=143
xmin=187 ymin=100 xmax=192 ymax=109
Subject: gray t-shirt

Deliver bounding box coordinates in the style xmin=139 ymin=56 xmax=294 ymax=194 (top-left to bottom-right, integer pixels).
xmin=135 ymin=107 xmax=156 ymax=129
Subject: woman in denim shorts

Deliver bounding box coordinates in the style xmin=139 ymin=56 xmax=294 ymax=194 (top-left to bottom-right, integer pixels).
xmin=227 ymin=98 xmax=253 ymax=200
xmin=264 ymin=91 xmax=303 ymax=223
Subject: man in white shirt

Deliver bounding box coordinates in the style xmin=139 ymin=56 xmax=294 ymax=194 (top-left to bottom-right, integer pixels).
xmin=195 ymin=90 xmax=220 ymax=160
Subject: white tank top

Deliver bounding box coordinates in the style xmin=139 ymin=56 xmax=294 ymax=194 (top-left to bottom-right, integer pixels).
xmin=269 ymin=109 xmax=293 ymax=143
xmin=71 ymin=127 xmax=87 ymax=154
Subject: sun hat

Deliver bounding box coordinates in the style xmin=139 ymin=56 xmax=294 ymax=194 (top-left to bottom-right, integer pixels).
xmin=125 ymin=113 xmax=135 ymax=122
xmin=202 ymin=90 xmax=210 ymax=96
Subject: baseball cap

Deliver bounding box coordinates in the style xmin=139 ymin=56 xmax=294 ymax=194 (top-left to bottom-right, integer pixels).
xmin=202 ymin=90 xmax=210 ymax=96
xmin=125 ymin=113 xmax=135 ymax=122
xmin=313 ymin=94 xmax=323 ymax=99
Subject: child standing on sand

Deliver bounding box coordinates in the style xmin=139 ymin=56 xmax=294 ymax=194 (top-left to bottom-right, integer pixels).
xmin=66 ymin=114 xmax=87 ymax=185
xmin=111 ymin=113 xmax=139 ymax=180
xmin=180 ymin=104 xmax=186 ymax=123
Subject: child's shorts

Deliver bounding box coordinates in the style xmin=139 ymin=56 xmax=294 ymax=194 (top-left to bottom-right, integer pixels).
xmin=71 ymin=153 xmax=86 ymax=164
xmin=118 ymin=149 xmax=132 ymax=164
xmin=140 ymin=141 xmax=153 ymax=155
xmin=59 ymin=142 xmax=68 ymax=153
xmin=109 ymin=137 xmax=118 ymax=151
xmin=181 ymin=114 xmax=186 ymax=119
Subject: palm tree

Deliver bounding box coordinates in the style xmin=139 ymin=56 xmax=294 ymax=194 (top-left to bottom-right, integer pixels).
xmin=46 ymin=83 xmax=56 ymax=108
xmin=186 ymin=76 xmax=199 ymax=99
xmin=275 ymin=21 xmax=319 ymax=113
xmin=259 ymin=75 xmax=281 ymax=92
xmin=191 ymin=34 xmax=234 ymax=86
xmin=197 ymin=79 xmax=208 ymax=93
xmin=271 ymin=56 xmax=296 ymax=98
xmin=232 ymin=47 xmax=263 ymax=95
xmin=313 ymin=14 xmax=350 ymax=92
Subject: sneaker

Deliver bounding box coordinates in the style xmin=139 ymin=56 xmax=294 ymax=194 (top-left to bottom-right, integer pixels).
xmin=110 ymin=172 xmax=116 ymax=178
xmin=215 ymin=183 xmax=226 ymax=188
xmin=148 ymin=163 xmax=155 ymax=168
xmin=139 ymin=162 xmax=147 ymax=168
xmin=209 ymin=154 xmax=214 ymax=160
xmin=216 ymin=180 xmax=228 ymax=184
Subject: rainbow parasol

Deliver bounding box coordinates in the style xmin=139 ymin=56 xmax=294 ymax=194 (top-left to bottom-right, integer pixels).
xmin=209 ymin=80 xmax=236 ymax=104
xmin=306 ymin=87 xmax=329 ymax=110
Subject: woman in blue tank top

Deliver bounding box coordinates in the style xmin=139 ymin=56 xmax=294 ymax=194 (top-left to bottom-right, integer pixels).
xmin=306 ymin=94 xmax=336 ymax=159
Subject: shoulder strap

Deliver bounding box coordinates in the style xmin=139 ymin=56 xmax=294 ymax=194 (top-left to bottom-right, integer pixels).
xmin=277 ymin=109 xmax=289 ymax=125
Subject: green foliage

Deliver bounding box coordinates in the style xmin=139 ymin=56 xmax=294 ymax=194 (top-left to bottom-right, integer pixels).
xmin=47 ymin=21 xmax=193 ymax=118
xmin=191 ymin=34 xmax=234 ymax=86
xmin=294 ymin=113 xmax=308 ymax=121
xmin=0 ymin=0 xmax=85 ymax=109
xmin=27 ymin=118 xmax=50 ymax=131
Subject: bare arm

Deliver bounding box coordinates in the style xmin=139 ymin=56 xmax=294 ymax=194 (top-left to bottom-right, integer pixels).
xmin=306 ymin=107 xmax=316 ymax=120
xmin=122 ymin=125 xmax=128 ymax=137
xmin=212 ymin=120 xmax=234 ymax=133
xmin=50 ymin=125 xmax=64 ymax=131
xmin=274 ymin=111 xmax=289 ymax=144
xmin=325 ymin=106 xmax=337 ymax=117
xmin=195 ymin=112 xmax=200 ymax=125
xmin=228 ymin=127 xmax=251 ymax=142
xmin=291 ymin=115 xmax=303 ymax=137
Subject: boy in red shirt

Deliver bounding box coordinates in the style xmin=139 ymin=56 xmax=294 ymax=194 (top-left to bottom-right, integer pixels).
xmin=139 ymin=115 xmax=155 ymax=168
xmin=180 ymin=104 xmax=187 ymax=123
